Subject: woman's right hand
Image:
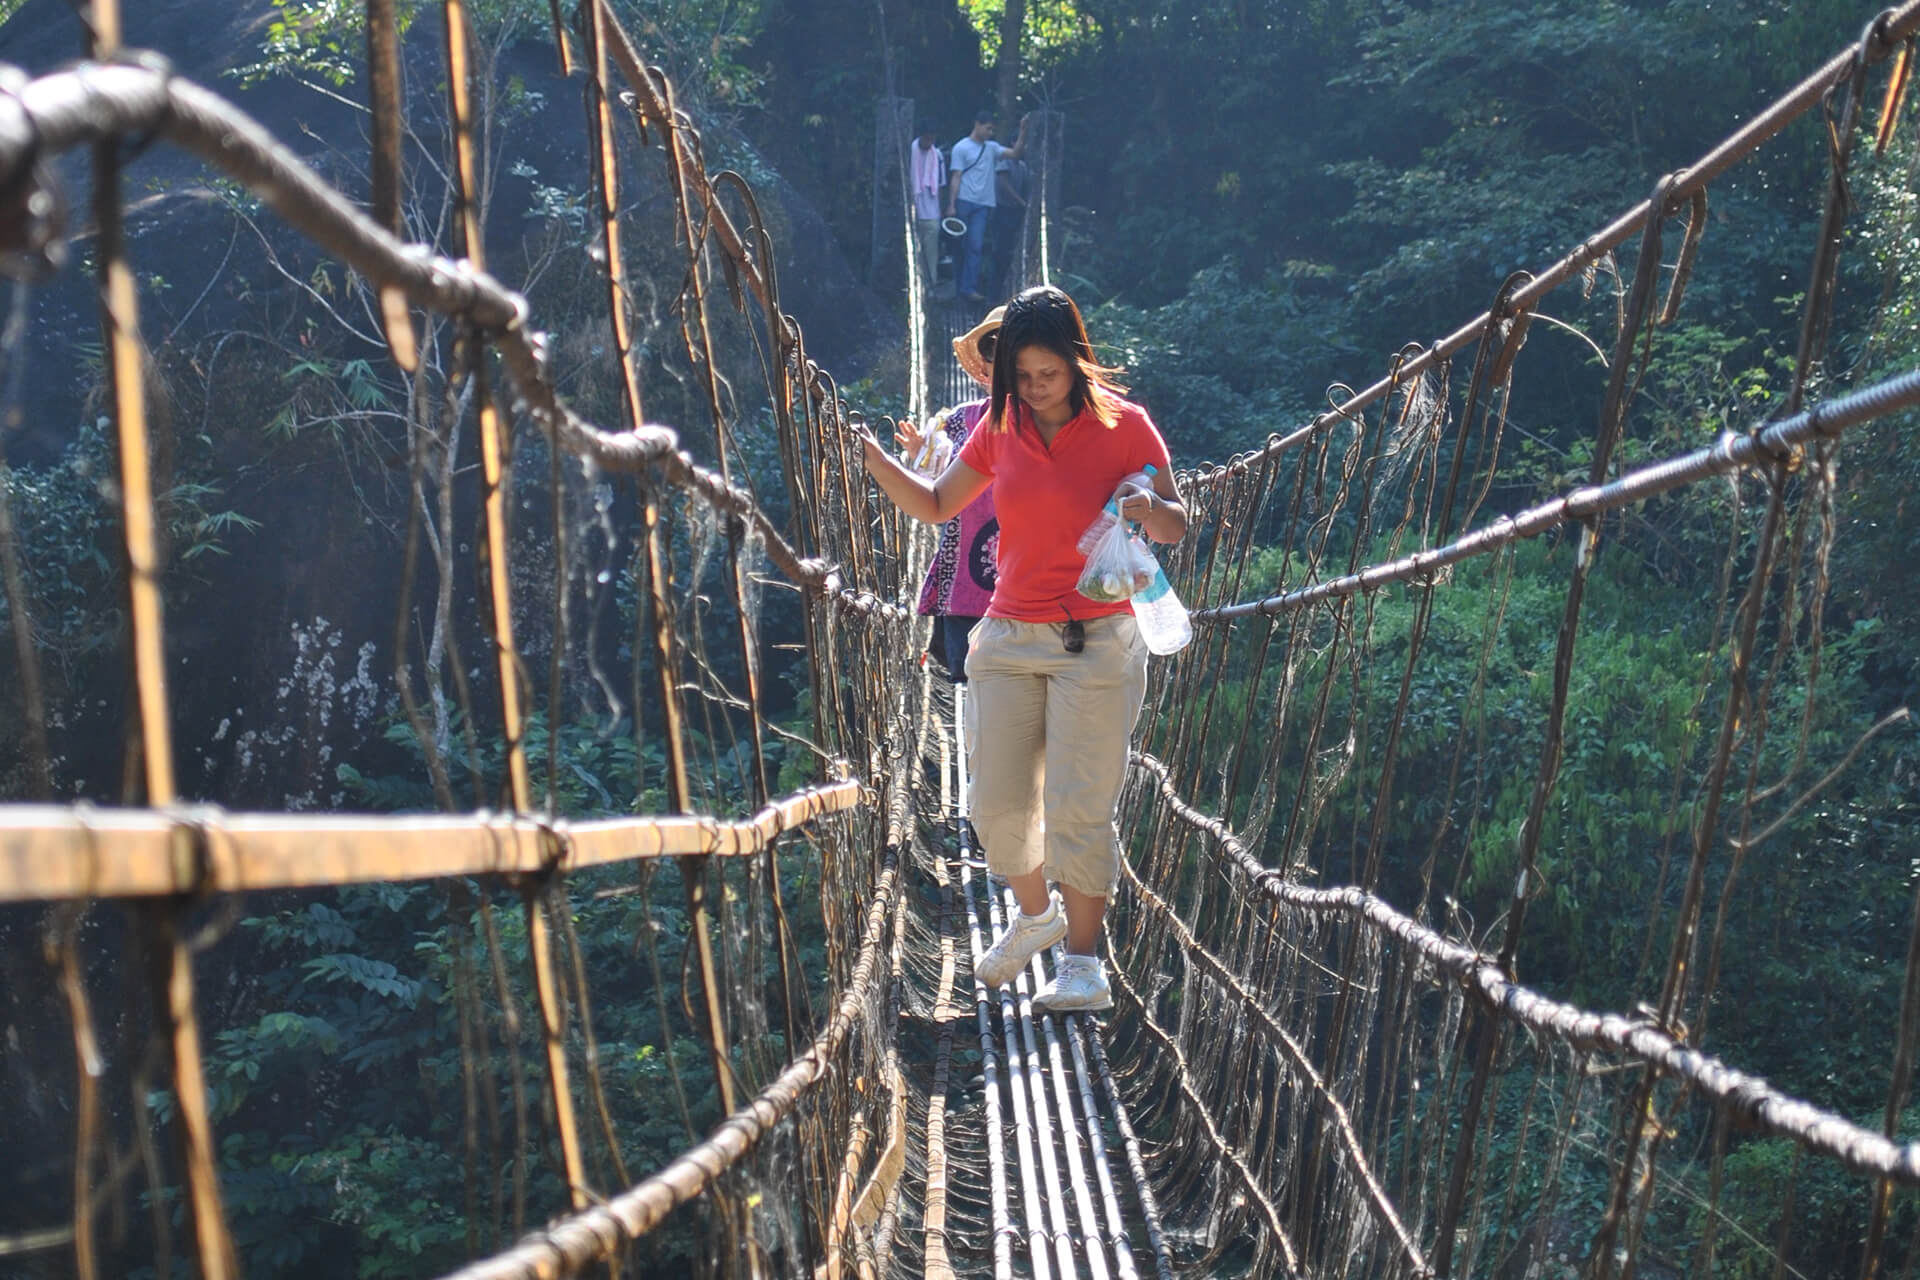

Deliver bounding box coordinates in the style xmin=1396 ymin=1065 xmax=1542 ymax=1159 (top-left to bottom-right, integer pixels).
xmin=856 ymin=433 xmax=879 ymax=470
xmin=1111 ymin=471 xmax=1154 ymax=507
xmin=845 ymin=415 xmax=883 ymax=471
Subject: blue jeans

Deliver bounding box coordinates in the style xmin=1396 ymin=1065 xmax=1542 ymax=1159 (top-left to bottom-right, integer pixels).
xmin=954 ymin=198 xmax=990 ymax=298
xmin=941 ymin=615 xmax=983 ymax=682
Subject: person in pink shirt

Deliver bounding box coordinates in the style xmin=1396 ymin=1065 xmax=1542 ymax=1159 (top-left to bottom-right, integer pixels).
xmin=910 ymin=121 xmax=946 ymax=289
xmin=856 ymin=284 xmax=1188 ymax=1012
xmin=894 ymin=307 xmax=1003 ymax=681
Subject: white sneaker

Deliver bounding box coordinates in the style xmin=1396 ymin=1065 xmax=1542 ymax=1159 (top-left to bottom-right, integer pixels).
xmin=976 ymin=898 xmax=1067 ymax=988
xmin=1034 ymin=954 xmax=1113 ymax=1013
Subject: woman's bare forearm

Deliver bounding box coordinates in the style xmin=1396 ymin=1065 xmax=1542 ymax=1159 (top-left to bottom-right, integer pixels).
xmin=860 ymin=438 xmax=986 ymax=524
xmin=862 ymin=438 xmax=942 ymax=522
xmin=1142 ymin=498 xmax=1187 ymax=544
xmin=1118 ymin=474 xmax=1188 ymax=544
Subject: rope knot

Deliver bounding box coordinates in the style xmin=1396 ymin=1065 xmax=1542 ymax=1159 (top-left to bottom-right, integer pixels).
xmin=0 ymin=66 xmax=66 ymax=281
xmin=532 ymin=814 xmax=571 ymax=875
xmin=166 ymin=806 xmax=219 ymax=897
xmin=1746 ymin=413 xmax=1799 ymax=468
xmin=1650 ymin=170 xmax=1684 ymax=221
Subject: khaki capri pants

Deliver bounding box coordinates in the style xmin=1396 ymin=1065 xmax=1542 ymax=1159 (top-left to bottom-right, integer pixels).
xmin=963 ymin=614 xmax=1149 ymax=898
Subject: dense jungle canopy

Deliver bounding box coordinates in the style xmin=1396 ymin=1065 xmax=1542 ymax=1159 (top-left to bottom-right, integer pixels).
xmin=0 ymin=0 xmax=1917 ymax=1276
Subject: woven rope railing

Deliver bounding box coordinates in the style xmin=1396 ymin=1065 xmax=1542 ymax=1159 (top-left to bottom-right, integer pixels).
xmin=0 ymin=777 xmax=863 ymax=899
xmin=1099 ymin=7 xmax=1920 ymax=1276
xmin=0 ymin=59 xmax=908 ymax=618
xmin=442 ymin=846 xmax=909 ymax=1280
xmin=1196 ymin=364 xmax=1920 ymax=621
xmin=1132 ymin=750 xmax=1920 ymax=1186
xmin=0 ymin=2 xmax=922 ymax=1276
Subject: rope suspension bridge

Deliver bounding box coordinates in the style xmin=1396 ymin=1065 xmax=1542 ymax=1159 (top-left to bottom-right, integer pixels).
xmin=2 ymin=3 xmax=1919 ymax=1277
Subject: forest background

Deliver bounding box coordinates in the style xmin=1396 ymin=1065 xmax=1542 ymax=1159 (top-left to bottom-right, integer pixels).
xmin=0 ymin=0 xmax=1917 ymax=1275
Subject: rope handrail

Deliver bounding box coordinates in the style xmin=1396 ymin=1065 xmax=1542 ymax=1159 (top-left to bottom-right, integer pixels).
xmin=0 ymin=58 xmax=892 ymax=611
xmin=1130 ymin=751 xmax=1920 ymax=1187
xmin=1194 ymin=364 xmax=1920 ymax=620
xmin=1176 ymin=0 xmax=1920 ymax=490
xmin=0 ymin=777 xmax=863 ymax=901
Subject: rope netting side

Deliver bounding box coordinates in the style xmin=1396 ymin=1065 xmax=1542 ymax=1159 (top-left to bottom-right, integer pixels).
xmin=1102 ymin=9 xmax=1920 ymax=1278
xmin=0 ymin=2 xmax=929 ymax=1276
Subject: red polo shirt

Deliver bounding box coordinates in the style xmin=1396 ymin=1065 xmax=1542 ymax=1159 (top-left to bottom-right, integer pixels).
xmin=959 ymin=394 xmax=1172 ymax=622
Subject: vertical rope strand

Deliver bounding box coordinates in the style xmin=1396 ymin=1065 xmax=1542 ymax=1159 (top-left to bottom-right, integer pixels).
xmin=525 ymin=879 xmax=591 ymax=1210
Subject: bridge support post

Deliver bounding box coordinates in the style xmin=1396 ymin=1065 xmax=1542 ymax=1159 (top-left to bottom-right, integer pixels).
xmin=1014 ymin=108 xmax=1064 ymax=291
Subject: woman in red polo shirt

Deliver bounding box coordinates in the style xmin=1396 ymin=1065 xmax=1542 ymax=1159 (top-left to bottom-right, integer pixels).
xmin=856 ymin=284 xmax=1187 ymax=1012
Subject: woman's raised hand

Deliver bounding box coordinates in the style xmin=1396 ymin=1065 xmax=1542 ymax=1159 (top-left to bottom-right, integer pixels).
xmin=893 ymin=416 xmax=927 ymax=458
xmin=896 ymin=415 xmax=955 ymax=475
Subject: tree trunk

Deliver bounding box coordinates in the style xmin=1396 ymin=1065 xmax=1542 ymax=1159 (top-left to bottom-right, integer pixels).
xmin=995 ymin=0 xmax=1026 ymax=123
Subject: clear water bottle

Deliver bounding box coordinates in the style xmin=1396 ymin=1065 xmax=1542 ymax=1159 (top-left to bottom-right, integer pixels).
xmin=1129 ymin=466 xmax=1193 ymax=655
xmin=1076 ymin=499 xmax=1119 ymax=555
xmin=1076 ymin=468 xmax=1153 ymax=554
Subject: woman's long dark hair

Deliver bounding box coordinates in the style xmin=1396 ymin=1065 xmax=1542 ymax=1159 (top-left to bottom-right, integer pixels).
xmin=984 ymin=284 xmax=1128 ymax=432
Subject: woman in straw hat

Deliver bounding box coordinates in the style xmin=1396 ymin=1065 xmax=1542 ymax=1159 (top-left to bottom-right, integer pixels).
xmin=894 ymin=306 xmax=1005 ymax=682
xmin=856 ymin=284 xmax=1187 ymax=1013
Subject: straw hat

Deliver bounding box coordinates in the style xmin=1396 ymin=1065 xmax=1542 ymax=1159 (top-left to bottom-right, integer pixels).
xmin=953 ymin=305 xmax=1006 ymax=390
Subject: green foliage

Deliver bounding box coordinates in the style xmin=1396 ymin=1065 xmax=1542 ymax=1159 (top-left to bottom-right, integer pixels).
xmin=0 ymin=420 xmax=258 ymax=672
xmin=141 ymin=884 xmax=473 ymax=1276
xmin=623 ymin=0 xmax=770 ymax=107
xmin=1328 ymin=144 xmax=1635 ymax=311
xmin=339 ymin=708 xmax=668 ymax=814
xmin=1701 ymin=1122 xmax=1920 ymax=1279
xmin=232 ymin=0 xmax=388 ymax=88
xmin=960 ymin=0 xmax=1100 ymax=71
xmin=233 ymin=0 xmax=766 ymax=107
xmin=0 ymin=424 xmax=121 ymax=669
xmin=1190 ymin=498 xmax=1907 ymax=1012
xmin=838 ymin=375 xmax=908 ymax=425
xmin=145 ymin=854 xmax=787 ymax=1274
xmin=1328 ymin=0 xmax=1868 ymax=317
xmin=231 ymin=0 xmax=559 ymax=88
xmin=995 ymin=0 xmax=1882 ymax=372
xmin=1091 ymin=259 xmax=1353 ymax=464
xmin=1834 ymin=127 xmax=1920 ymax=680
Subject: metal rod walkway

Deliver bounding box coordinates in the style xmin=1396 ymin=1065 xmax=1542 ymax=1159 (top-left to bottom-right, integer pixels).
xmin=927 ymin=682 xmax=1175 ymax=1280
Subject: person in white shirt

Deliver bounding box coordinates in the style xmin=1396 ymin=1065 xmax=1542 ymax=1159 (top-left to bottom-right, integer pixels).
xmin=946 ymin=109 xmax=1030 ymax=303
